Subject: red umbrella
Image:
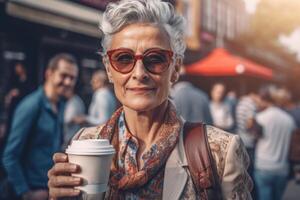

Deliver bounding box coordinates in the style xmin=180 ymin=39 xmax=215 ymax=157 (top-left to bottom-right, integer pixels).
xmin=185 ymin=48 xmax=273 ymax=80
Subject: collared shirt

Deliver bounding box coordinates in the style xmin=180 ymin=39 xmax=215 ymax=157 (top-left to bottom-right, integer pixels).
xmin=87 ymin=87 xmax=116 ymax=126
xmin=103 ymin=113 xmax=165 ymax=199
xmin=2 ymin=86 xmax=65 ymax=195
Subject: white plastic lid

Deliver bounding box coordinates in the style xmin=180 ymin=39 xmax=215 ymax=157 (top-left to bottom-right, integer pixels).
xmin=66 ymin=139 xmax=115 ymax=155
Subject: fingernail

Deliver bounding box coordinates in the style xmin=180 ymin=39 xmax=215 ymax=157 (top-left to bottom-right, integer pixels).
xmin=74 ymin=177 xmax=81 ymax=183
xmin=72 ymin=165 xmax=78 ymax=170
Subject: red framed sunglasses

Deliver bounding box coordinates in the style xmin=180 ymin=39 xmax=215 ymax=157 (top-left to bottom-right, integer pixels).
xmin=106 ymin=48 xmax=174 ymax=74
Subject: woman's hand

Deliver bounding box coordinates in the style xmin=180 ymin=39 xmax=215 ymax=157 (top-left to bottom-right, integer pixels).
xmin=48 ymin=153 xmax=82 ymax=199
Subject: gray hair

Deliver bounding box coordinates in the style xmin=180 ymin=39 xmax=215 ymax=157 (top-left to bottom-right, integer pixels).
xmin=100 ymin=0 xmax=186 ymax=57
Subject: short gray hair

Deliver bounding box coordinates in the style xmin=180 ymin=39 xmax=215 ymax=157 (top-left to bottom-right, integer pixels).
xmin=100 ymin=0 xmax=186 ymax=57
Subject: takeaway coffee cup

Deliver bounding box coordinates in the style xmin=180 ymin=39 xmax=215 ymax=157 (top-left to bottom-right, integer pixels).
xmin=66 ymin=139 xmax=115 ymax=197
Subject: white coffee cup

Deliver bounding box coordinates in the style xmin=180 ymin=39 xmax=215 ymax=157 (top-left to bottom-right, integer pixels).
xmin=66 ymin=139 xmax=115 ymax=197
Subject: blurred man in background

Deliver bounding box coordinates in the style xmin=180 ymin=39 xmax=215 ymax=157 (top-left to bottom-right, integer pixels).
xmin=3 ymin=62 xmax=33 ymax=144
xmin=254 ymin=86 xmax=296 ymax=200
xmin=73 ymin=70 xmax=116 ymax=126
xmin=1 ymin=62 xmax=33 ymax=191
xmin=235 ymin=91 xmax=261 ymax=199
xmin=2 ymin=53 xmax=78 ymax=200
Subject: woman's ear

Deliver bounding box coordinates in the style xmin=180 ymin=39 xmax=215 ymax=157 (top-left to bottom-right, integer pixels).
xmin=103 ymin=57 xmax=113 ymax=83
xmin=170 ymin=57 xmax=182 ymax=83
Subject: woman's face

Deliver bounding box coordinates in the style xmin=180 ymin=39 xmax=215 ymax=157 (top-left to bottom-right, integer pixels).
xmin=104 ymin=23 xmax=180 ymax=112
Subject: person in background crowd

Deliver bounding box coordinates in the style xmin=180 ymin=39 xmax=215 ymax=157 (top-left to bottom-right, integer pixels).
xmin=2 ymin=53 xmax=78 ymax=200
xmin=225 ymin=90 xmax=238 ymax=130
xmin=274 ymin=87 xmax=300 ymax=183
xmin=210 ymin=82 xmax=234 ymax=131
xmin=272 ymin=87 xmax=300 ymax=127
xmin=72 ymin=70 xmax=116 ymax=126
xmin=235 ymin=91 xmax=261 ymax=199
xmin=288 ymin=104 xmax=300 ymax=128
xmin=47 ymin=0 xmax=252 ymax=199
xmin=3 ymin=62 xmax=33 ymax=144
xmin=63 ymin=89 xmax=85 ymax=150
xmin=254 ymin=86 xmax=296 ymax=200
xmin=171 ymin=76 xmax=213 ymax=124
xmin=1 ymin=62 xmax=34 ymax=197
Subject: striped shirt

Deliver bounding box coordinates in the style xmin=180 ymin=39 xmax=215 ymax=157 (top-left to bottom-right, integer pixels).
xmin=235 ymin=96 xmax=257 ymax=148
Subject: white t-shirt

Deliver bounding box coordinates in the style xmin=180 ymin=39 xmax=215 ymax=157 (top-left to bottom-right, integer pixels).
xmin=255 ymin=106 xmax=296 ymax=174
xmin=210 ymin=102 xmax=234 ymax=130
xmin=87 ymin=87 xmax=116 ymax=126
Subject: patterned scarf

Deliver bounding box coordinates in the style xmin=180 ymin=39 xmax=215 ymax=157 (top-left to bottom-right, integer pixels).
xmin=98 ymin=101 xmax=181 ymax=199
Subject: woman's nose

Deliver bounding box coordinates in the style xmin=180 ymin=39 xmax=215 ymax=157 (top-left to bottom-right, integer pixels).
xmin=132 ymin=59 xmax=149 ymax=81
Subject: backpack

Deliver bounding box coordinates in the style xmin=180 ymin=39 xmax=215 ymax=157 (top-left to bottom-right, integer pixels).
xmin=183 ymin=122 xmax=223 ymax=200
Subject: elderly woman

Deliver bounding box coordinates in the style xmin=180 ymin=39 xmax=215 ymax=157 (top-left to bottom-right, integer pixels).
xmin=48 ymin=0 xmax=252 ymax=199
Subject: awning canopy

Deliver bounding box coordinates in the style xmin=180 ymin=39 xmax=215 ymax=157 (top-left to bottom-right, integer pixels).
xmin=185 ymin=48 xmax=273 ymax=80
xmin=6 ymin=0 xmax=102 ymax=38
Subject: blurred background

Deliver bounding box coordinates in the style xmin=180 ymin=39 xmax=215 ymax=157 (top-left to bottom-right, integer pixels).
xmin=0 ymin=0 xmax=299 ymax=199
xmin=1 ymin=0 xmax=300 ymax=111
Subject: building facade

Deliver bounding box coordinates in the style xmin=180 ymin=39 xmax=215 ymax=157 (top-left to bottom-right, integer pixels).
xmin=175 ymin=0 xmax=249 ymax=57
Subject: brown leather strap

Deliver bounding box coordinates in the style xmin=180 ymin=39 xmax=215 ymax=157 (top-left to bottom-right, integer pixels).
xmin=183 ymin=122 xmax=223 ymax=200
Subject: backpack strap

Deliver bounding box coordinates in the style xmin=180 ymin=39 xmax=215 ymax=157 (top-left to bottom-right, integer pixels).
xmin=183 ymin=122 xmax=223 ymax=200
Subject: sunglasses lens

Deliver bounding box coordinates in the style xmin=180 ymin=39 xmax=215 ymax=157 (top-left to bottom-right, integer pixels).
xmin=110 ymin=50 xmax=135 ymax=73
xmin=143 ymin=51 xmax=171 ymax=73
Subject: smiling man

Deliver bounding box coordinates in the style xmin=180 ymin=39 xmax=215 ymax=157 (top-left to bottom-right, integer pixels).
xmin=2 ymin=53 xmax=78 ymax=200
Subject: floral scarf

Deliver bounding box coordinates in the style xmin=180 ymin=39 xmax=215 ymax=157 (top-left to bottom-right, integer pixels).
xmin=98 ymin=101 xmax=182 ymax=199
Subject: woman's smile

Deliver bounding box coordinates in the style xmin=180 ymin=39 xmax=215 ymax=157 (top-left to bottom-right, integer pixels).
xmin=126 ymin=87 xmax=156 ymax=94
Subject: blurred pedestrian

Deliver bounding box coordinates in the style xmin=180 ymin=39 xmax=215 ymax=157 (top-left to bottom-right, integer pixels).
xmin=3 ymin=62 xmax=33 ymax=142
xmin=225 ymin=90 xmax=238 ymax=116
xmin=209 ymin=82 xmax=234 ymax=131
xmin=171 ymin=79 xmax=213 ymax=124
xmin=2 ymin=53 xmax=78 ymax=200
xmin=1 ymin=62 xmax=33 ymax=195
xmin=254 ymin=86 xmax=296 ymax=200
xmin=225 ymin=90 xmax=238 ymax=131
xmin=73 ymin=70 xmax=116 ymax=126
xmin=235 ymin=91 xmax=261 ymax=198
xmin=276 ymin=88 xmax=300 ymax=183
xmin=63 ymin=89 xmax=85 ymax=150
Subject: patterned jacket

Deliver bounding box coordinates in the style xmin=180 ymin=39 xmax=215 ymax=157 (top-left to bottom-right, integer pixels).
xmin=72 ymin=123 xmax=253 ymax=200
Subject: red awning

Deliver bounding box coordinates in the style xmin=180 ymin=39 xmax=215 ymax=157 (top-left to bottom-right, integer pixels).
xmin=185 ymin=48 xmax=273 ymax=80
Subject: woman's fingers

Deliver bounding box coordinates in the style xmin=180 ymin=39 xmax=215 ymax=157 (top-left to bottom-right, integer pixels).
xmin=48 ymin=175 xmax=82 ymax=187
xmin=48 ymin=162 xmax=79 ymax=177
xmin=49 ymin=187 xmax=81 ymax=198
xmin=48 ymin=153 xmax=82 ymax=199
xmin=53 ymin=153 xmax=68 ymax=163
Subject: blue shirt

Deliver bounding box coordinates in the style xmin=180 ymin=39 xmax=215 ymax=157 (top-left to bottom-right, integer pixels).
xmin=2 ymin=86 xmax=65 ymax=195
